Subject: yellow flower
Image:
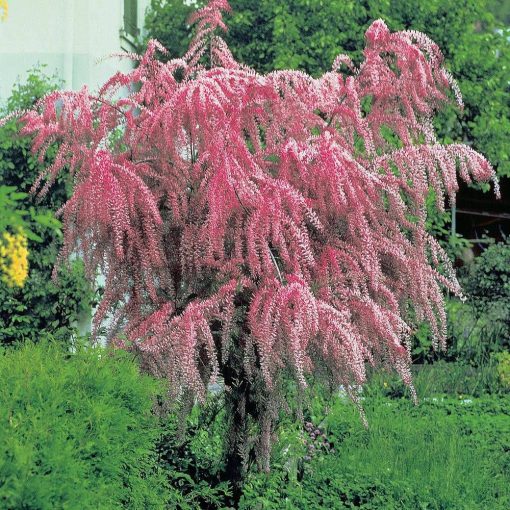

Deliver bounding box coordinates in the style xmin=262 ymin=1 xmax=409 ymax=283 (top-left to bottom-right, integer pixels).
xmin=0 ymin=0 xmax=8 ymax=21
xmin=0 ymin=230 xmax=29 ymax=288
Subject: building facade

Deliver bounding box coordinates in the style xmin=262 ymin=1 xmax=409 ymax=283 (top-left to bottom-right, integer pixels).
xmin=0 ymin=0 xmax=150 ymax=103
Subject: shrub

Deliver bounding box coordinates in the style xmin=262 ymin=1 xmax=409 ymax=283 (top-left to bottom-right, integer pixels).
xmin=463 ymin=237 xmax=510 ymax=344
xmin=19 ymin=0 xmax=498 ymax=498
xmin=0 ymin=68 xmax=93 ymax=346
xmin=157 ymin=399 xmax=233 ymax=509
xmin=431 ymin=238 xmax=510 ymax=370
xmin=0 ymin=340 xmax=169 ymax=509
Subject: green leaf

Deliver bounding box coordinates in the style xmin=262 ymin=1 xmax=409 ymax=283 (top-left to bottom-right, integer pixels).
xmin=23 ymin=229 xmax=43 ymax=242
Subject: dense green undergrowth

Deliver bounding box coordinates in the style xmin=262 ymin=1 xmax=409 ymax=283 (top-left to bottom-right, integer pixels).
xmin=1 ymin=341 xmax=508 ymax=509
xmin=0 ymin=68 xmax=94 ymax=347
xmin=241 ymin=392 xmax=510 ymax=509
xmin=0 ymin=341 xmax=169 ymax=509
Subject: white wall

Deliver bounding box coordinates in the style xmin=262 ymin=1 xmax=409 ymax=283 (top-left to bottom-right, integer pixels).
xmin=0 ymin=0 xmax=150 ymax=103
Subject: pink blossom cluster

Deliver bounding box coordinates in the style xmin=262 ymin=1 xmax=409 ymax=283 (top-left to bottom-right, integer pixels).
xmin=20 ymin=1 xmax=498 ymax=405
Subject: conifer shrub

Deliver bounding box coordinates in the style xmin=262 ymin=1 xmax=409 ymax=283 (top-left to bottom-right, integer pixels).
xmin=0 ymin=341 xmax=169 ymax=509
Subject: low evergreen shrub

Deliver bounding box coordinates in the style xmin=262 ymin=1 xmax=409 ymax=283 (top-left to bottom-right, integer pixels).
xmin=0 ymin=341 xmax=169 ymax=509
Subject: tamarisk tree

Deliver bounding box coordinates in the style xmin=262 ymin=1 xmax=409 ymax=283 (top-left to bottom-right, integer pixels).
xmin=20 ymin=0 xmax=498 ymax=486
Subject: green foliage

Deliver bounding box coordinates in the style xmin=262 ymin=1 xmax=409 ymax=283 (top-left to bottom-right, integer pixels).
xmin=489 ymin=0 xmax=510 ymax=23
xmin=464 ymin=237 xmax=510 ymax=322
xmin=0 ymin=340 xmax=170 ymax=509
xmin=452 ymin=238 xmax=510 ymax=362
xmin=4 ymin=66 xmax=63 ymax=113
xmin=367 ymin=360 xmax=503 ymax=399
xmin=0 ymin=256 xmax=92 ymax=345
xmin=0 ymin=185 xmax=58 ymax=242
xmin=239 ymin=391 xmax=510 ymax=509
xmin=156 ymin=397 xmax=233 ymax=509
xmin=411 ymin=239 xmax=510 ymax=368
xmin=0 ymin=67 xmax=93 ymax=346
xmin=4 ymin=342 xmax=505 ymax=509
xmin=494 ymin=351 xmax=510 ymax=389
xmin=410 ymin=296 xmax=503 ymax=371
xmin=445 ymin=296 xmax=505 ymax=365
xmin=424 ymin=190 xmax=471 ymax=261
xmin=145 ymin=0 xmax=204 ymax=60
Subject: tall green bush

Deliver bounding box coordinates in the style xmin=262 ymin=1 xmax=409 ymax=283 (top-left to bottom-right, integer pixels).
xmin=463 ymin=238 xmax=510 ymax=349
xmin=0 ymin=68 xmax=93 ymax=345
xmin=0 ymin=341 xmax=169 ymax=509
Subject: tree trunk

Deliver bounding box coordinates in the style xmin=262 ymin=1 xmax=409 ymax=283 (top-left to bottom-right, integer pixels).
xmin=224 ymin=376 xmax=249 ymax=504
xmin=222 ymin=335 xmax=253 ymax=505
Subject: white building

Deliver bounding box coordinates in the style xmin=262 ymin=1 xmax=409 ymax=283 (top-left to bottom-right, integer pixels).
xmin=0 ymin=0 xmax=150 ymax=103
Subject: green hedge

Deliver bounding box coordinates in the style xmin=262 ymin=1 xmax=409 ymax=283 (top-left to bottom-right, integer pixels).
xmin=0 ymin=341 xmax=169 ymax=509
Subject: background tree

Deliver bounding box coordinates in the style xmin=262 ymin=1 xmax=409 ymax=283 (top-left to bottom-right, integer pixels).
xmin=146 ymin=0 xmax=510 ymax=196
xmin=20 ymin=0 xmax=498 ymax=499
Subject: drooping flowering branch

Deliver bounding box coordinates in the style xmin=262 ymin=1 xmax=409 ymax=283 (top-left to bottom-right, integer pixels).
xmin=19 ymin=0 xmax=498 ymax=470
